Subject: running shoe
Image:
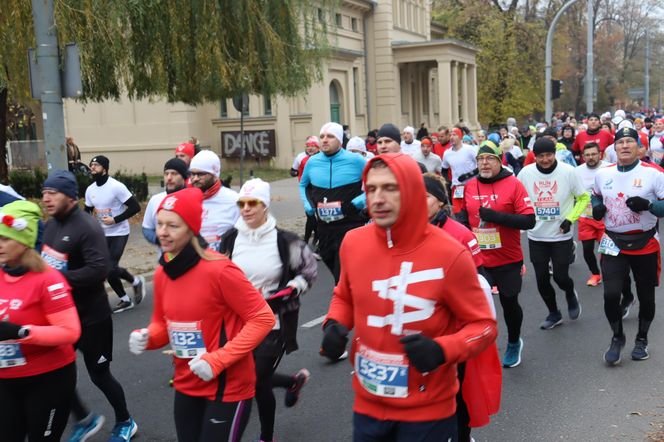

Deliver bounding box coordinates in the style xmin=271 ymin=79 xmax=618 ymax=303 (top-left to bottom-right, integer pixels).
xmin=285 ymin=368 xmax=311 ymax=408
xmin=67 ymin=413 xmax=105 ymax=442
xmin=586 ymin=274 xmax=602 ymax=286
xmin=539 ymin=311 xmax=563 ymax=330
xmin=631 ymin=338 xmax=649 ymax=361
xmin=502 ymin=338 xmax=523 ymax=368
xmin=604 ymin=335 xmax=625 ymax=366
xmin=566 ymin=290 xmax=582 ymax=320
xmin=108 ymin=418 xmax=138 ymax=442
xmin=621 ymin=299 xmax=636 ymax=319
xmin=113 ymin=299 xmax=134 ymax=314
xmin=338 ymin=350 xmax=349 ymax=360
xmin=133 ymin=276 xmax=146 ymax=305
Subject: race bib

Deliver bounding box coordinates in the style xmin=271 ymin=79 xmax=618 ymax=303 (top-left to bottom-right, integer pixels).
xmin=94 ymin=208 xmax=112 ymax=221
xmin=473 ymin=227 xmax=502 ymax=249
xmin=453 ymin=185 xmax=465 ymax=199
xmin=583 ymin=202 xmax=593 ymax=218
xmin=167 ymin=321 xmax=206 ymax=359
xmin=597 ymin=233 xmax=620 ymax=256
xmin=355 ymin=344 xmax=408 ymax=398
xmin=41 ymin=245 xmax=69 ymax=271
xmin=535 ymin=203 xmax=560 ymax=221
xmin=0 ymin=342 xmax=26 ymax=368
xmin=317 ymin=200 xmax=344 ymax=223
xmin=204 ymin=235 xmax=221 ymax=252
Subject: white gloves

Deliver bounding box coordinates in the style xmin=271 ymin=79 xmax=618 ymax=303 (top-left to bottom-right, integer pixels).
xmin=189 ymin=355 xmax=214 ymax=382
xmin=129 ymin=328 xmax=149 ymax=355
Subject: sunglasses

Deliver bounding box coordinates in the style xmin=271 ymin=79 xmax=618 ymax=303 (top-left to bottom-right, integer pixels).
xmin=236 ymin=199 xmax=262 ymax=208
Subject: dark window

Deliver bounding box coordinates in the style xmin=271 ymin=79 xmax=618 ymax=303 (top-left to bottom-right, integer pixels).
xmin=264 ymin=95 xmax=272 ymax=116
xmin=336 ymin=13 xmax=342 ymax=27
xmin=221 ymin=99 xmax=227 ymax=118
xmin=351 ymin=18 xmax=358 ymax=32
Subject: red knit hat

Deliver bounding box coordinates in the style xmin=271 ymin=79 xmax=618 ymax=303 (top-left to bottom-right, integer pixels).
xmin=157 ymin=187 xmax=203 ymax=235
xmin=175 ymin=142 xmax=196 ymax=158
xmin=452 ymin=127 xmax=463 ymax=139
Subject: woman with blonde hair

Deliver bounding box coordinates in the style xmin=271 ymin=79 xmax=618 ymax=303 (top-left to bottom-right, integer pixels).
xmin=0 ymin=200 xmax=82 ymax=441
xmin=129 ymin=187 xmax=275 ymax=442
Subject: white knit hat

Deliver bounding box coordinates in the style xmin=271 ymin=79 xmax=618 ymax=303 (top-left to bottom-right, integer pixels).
xmin=403 ymin=126 xmax=415 ymax=135
xmin=238 ymin=178 xmax=270 ymax=207
xmin=346 ymin=136 xmax=366 ymax=152
xmin=320 ymin=122 xmax=344 ymax=144
xmin=190 ymin=150 xmax=221 ymax=178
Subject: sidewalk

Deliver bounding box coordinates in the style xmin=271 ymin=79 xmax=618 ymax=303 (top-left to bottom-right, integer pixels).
xmin=120 ymin=177 xmax=306 ymax=281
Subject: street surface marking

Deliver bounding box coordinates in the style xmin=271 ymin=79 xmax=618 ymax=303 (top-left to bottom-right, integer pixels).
xmin=301 ymin=315 xmax=326 ymax=328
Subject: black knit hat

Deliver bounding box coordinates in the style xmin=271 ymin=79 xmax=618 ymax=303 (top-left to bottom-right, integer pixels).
xmin=377 ymin=123 xmax=401 ymax=144
xmin=533 ymin=138 xmax=556 ymax=155
xmin=614 ymin=127 xmax=639 ymax=143
xmin=164 ymin=157 xmax=189 ymax=180
xmin=90 ymin=155 xmax=110 ymax=171
xmin=423 ymin=175 xmax=449 ymax=205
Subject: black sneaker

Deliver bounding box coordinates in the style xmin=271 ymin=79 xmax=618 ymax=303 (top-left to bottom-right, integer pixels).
xmin=567 ymin=291 xmax=582 ymax=320
xmin=113 ymin=300 xmax=135 ymax=314
xmin=540 ymin=311 xmax=563 ymax=330
xmin=133 ymin=276 xmax=146 ymax=305
xmin=631 ymin=338 xmax=649 ymax=360
xmin=284 ymin=368 xmax=310 ymax=408
xmin=604 ymin=335 xmax=625 ymax=365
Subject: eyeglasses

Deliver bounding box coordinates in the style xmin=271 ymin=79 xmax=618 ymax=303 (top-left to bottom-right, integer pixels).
xmin=236 ymin=199 xmax=262 ymax=209
xmin=476 ymin=156 xmax=499 ymax=162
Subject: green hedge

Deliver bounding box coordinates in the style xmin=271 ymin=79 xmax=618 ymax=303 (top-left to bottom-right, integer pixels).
xmin=8 ymin=169 xmax=149 ymax=202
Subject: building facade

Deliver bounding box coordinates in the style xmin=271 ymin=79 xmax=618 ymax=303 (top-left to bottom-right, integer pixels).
xmin=64 ymin=0 xmax=479 ymax=174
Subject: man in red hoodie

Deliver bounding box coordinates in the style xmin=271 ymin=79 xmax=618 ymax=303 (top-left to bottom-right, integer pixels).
xmin=321 ymin=153 xmax=497 ymax=441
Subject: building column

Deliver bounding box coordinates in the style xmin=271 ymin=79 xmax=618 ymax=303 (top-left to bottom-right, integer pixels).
xmin=437 ymin=60 xmax=453 ymax=128
xmin=467 ymin=64 xmax=480 ymax=129
xmin=450 ymin=61 xmax=459 ymax=124
xmin=461 ymin=63 xmax=469 ymax=124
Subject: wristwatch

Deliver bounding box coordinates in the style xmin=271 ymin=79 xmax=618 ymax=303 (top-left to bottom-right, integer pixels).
xmin=18 ymin=326 xmax=30 ymax=339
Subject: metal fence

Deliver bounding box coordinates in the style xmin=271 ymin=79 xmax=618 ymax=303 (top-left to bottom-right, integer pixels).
xmin=6 ymin=140 xmax=46 ymax=170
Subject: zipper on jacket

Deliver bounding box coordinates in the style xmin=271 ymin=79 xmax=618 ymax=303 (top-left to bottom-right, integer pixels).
xmin=329 ymin=158 xmax=333 ymax=189
xmin=386 ymin=228 xmax=393 ymax=248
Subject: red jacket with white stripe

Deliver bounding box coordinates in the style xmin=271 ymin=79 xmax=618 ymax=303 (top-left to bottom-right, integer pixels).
xmin=325 ymin=153 xmax=498 ymax=422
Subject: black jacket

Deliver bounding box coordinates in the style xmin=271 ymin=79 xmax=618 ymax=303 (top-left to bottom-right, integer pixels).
xmin=42 ymin=206 xmax=111 ymax=325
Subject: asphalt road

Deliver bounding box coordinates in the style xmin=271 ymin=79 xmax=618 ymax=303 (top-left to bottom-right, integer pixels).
xmin=71 ymin=235 xmax=664 ymax=442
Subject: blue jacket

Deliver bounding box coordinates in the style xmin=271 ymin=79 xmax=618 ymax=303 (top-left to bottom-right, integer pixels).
xmin=299 ymin=149 xmax=366 ymax=225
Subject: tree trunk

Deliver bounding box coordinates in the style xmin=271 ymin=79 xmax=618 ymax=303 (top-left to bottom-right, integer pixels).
xmin=0 ymin=87 xmax=8 ymax=185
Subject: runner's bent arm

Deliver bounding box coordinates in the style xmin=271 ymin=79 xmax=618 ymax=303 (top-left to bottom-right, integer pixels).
xmin=21 ymin=308 xmax=81 ymax=346
xmin=113 ymin=196 xmax=140 ymax=224
xmin=298 ymin=161 xmax=314 ymax=215
xmin=566 ymin=171 xmax=590 ymax=223
xmin=145 ymin=272 xmax=170 ymax=349
xmin=62 ymin=228 xmax=110 ymax=285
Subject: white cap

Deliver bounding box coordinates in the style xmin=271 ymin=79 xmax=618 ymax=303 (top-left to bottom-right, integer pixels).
xmin=238 ymin=178 xmax=270 ymax=207
xmin=615 ymin=109 xmax=626 ymax=119
xmin=403 ymin=126 xmax=415 ymax=135
xmin=346 ymin=136 xmax=366 ymax=152
xmin=189 ymin=150 xmax=220 ymax=178
xmin=617 ymin=119 xmax=634 ymax=130
xmin=601 ymin=111 xmax=612 ymax=120
xmin=320 ymin=122 xmax=344 ymax=144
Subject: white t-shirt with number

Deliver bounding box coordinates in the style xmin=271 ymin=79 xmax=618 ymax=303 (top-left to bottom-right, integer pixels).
xmin=85 ymin=177 xmax=133 ymax=237
xmin=593 ymin=161 xmax=664 ymax=233
xmin=518 ymin=162 xmax=586 ymax=242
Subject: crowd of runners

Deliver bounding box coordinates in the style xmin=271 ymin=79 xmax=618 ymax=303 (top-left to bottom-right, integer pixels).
xmin=0 ymin=108 xmax=663 ymax=441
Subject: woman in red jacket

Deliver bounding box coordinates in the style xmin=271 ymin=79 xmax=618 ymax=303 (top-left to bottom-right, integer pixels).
xmin=128 ymin=187 xmax=275 ymax=442
xmin=0 ymin=200 xmax=81 ymax=442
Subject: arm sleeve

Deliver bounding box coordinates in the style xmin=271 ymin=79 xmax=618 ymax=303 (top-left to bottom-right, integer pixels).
xmin=434 ymin=249 xmax=497 ymax=364
xmin=351 ymin=192 xmax=366 ymax=210
xmin=21 ymin=307 xmax=81 ymax=346
xmin=146 ymin=271 xmax=170 ymax=349
xmin=566 ymin=172 xmax=590 ymax=222
xmin=62 ymin=228 xmax=110 ymax=285
xmin=299 ymin=162 xmax=314 ymax=215
xmin=200 ymin=263 xmax=275 ymax=375
xmin=113 ymin=196 xmax=140 ymax=223
xmin=324 ymin=239 xmax=355 ymax=330
xmin=491 ymin=212 xmax=536 ymax=230
xmin=455 ymin=209 xmax=470 ymax=228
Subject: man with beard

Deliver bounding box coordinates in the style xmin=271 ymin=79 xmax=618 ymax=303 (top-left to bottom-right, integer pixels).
xmin=572 ymin=113 xmax=614 ymax=163
xmin=188 ymin=150 xmax=240 ymax=251
xmin=84 ymin=155 xmax=144 ymax=313
xmin=142 ymin=158 xmax=189 ymax=247
xmin=42 ymin=170 xmax=138 ymax=441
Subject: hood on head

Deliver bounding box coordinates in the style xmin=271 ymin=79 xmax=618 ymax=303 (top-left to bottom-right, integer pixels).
xmin=362 ymin=153 xmax=429 ymax=249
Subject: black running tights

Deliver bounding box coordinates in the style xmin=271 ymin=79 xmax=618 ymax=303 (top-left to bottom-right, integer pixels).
xmin=582 ymin=240 xmax=600 ymax=275
xmin=174 ymin=391 xmax=252 ymax=442
xmin=106 ymin=235 xmax=134 ymax=297
xmin=529 ymin=239 xmax=575 ymax=313
xmin=486 ymin=262 xmax=523 ymax=343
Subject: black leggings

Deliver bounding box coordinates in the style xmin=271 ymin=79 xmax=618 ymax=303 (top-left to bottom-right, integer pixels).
xmin=304 ymin=214 xmax=318 ymax=245
xmin=529 ymin=239 xmax=576 ymax=313
xmin=254 ymin=332 xmax=296 ymax=441
xmin=173 ymin=391 xmax=251 ymax=442
xmin=486 ymin=261 xmax=523 ymax=343
xmin=601 ymin=252 xmax=658 ymax=339
xmin=455 ymin=362 xmax=471 ymax=442
xmin=106 ymin=235 xmax=134 ymax=297
xmin=582 ymin=239 xmax=601 ymax=275
xmin=71 ymin=318 xmax=130 ymax=423
xmin=318 ymin=224 xmax=362 ymax=284
xmin=0 ymin=362 xmax=76 ymax=442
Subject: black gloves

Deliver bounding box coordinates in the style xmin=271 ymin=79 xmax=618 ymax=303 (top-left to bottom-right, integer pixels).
xmin=321 ymin=320 xmax=348 ymax=361
xmin=341 ymin=201 xmax=359 ymax=217
xmin=626 ymin=196 xmax=651 ymax=213
xmin=399 ymin=334 xmax=445 ymax=373
xmin=289 ymin=168 xmax=299 ymax=177
xmin=559 ymin=219 xmax=572 ymax=234
xmin=592 ymin=204 xmax=607 ymax=221
xmin=479 ymin=207 xmax=504 ymax=224
xmin=0 ymin=322 xmax=22 ymax=341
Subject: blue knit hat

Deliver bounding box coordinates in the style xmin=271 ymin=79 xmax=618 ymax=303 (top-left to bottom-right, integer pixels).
xmin=43 ymin=170 xmax=78 ymax=199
